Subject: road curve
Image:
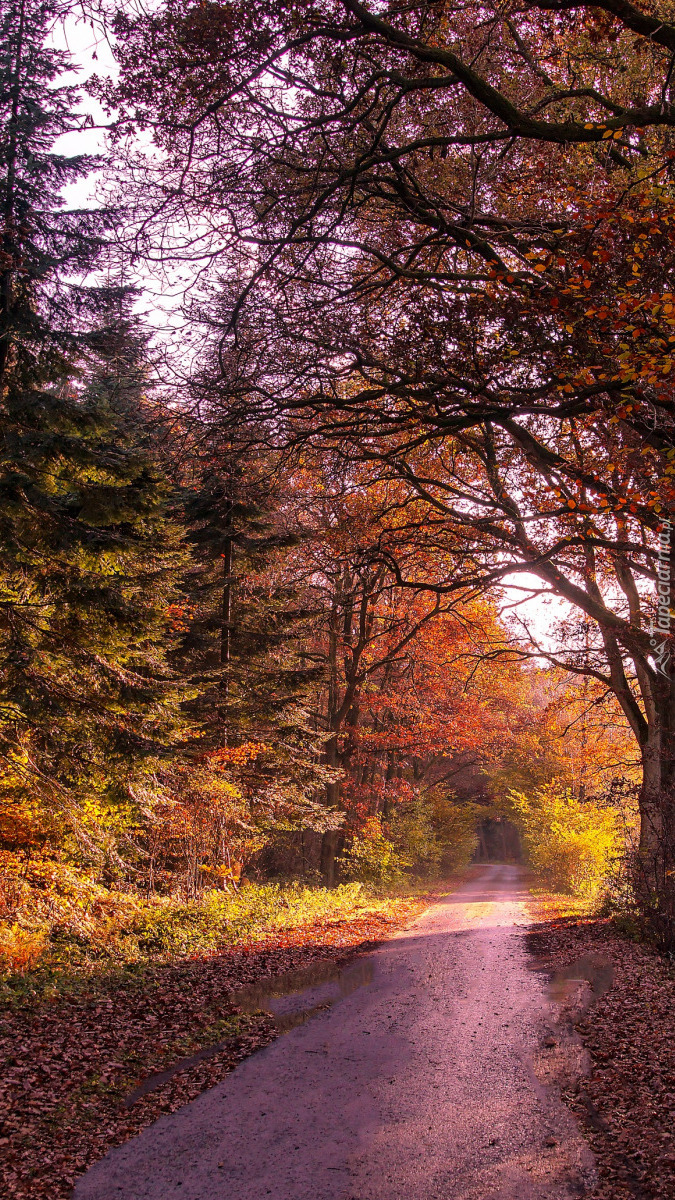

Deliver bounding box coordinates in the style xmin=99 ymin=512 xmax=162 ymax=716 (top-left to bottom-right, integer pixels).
xmin=73 ymin=864 xmax=594 ymax=1200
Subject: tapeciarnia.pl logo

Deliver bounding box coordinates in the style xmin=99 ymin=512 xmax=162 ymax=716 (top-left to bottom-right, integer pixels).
xmin=648 ymin=519 xmax=672 ymax=679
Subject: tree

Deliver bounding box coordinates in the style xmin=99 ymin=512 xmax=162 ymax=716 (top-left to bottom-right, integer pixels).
xmin=108 ymin=0 xmax=675 ymax=929
xmin=0 ymin=0 xmax=111 ymax=390
xmin=278 ymin=458 xmax=524 ymax=880
xmin=0 ymin=283 xmax=188 ymax=856
xmin=171 ymin=437 xmax=336 ymax=869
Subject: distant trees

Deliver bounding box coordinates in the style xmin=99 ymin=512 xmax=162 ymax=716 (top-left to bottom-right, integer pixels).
xmin=263 ymin=461 xmax=526 ymax=880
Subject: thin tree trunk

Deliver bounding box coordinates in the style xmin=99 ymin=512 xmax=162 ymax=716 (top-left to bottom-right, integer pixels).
xmin=220 ymin=533 xmax=233 ymax=675
xmin=219 ymin=507 xmax=234 ymax=738
xmin=0 ymin=0 xmax=25 ymax=388
xmin=320 ymin=829 xmax=340 ymax=887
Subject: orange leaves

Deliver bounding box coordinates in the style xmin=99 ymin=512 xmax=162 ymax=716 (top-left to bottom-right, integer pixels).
xmin=206 ymin=742 xmax=270 ymax=768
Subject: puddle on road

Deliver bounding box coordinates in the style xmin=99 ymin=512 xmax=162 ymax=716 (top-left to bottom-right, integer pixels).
xmin=529 ymin=955 xmax=615 ymax=1094
xmin=123 ymin=955 xmax=373 ymax=1108
xmin=538 ymin=954 xmax=614 ymax=1013
xmin=232 ymin=956 xmax=374 ymax=1029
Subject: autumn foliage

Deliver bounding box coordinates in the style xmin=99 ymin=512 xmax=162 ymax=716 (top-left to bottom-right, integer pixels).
xmin=1 ymin=0 xmax=674 ymax=981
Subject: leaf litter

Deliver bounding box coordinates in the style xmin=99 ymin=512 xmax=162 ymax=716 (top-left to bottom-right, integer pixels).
xmin=529 ymin=915 xmax=675 ymax=1200
xmin=0 ymin=898 xmax=426 ymax=1200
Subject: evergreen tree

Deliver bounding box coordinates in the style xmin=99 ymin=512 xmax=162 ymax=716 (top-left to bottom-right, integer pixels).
xmin=177 ymin=452 xmax=331 ymax=831
xmin=0 ymin=0 xmax=110 ymax=388
xmin=0 ymin=289 xmax=189 ymax=834
xmin=0 ymin=0 xmax=188 ymax=837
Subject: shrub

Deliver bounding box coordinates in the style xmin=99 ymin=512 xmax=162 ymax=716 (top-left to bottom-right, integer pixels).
xmin=0 ymin=925 xmax=47 ymax=973
xmin=387 ymin=790 xmax=478 ymax=877
xmin=339 ymin=817 xmax=411 ymax=885
xmin=507 ymin=784 xmax=622 ymax=899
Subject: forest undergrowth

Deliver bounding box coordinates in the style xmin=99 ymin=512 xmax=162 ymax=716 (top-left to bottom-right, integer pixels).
xmin=0 ymin=875 xmax=417 ymax=1006
xmin=0 ymin=879 xmax=432 ymax=1200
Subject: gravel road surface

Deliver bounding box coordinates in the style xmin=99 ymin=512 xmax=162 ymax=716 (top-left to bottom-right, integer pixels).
xmin=73 ymin=864 xmax=594 ymax=1200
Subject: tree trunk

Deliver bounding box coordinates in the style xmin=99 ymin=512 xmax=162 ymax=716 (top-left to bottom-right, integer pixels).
xmin=220 ymin=531 xmax=233 ymax=675
xmin=0 ymin=0 xmax=25 ymax=389
xmin=320 ymin=829 xmax=340 ymax=887
xmin=634 ymin=685 xmax=675 ymax=946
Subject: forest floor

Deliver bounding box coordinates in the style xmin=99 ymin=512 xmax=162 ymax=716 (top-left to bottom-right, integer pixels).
xmin=0 ymin=885 xmax=431 ymax=1200
xmin=527 ymin=905 xmax=675 ymax=1200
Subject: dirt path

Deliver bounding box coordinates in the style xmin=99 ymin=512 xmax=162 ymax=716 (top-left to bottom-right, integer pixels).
xmin=73 ymin=865 xmax=594 ymax=1200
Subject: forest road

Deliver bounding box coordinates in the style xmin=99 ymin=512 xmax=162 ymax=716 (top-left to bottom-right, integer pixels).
xmin=73 ymin=864 xmax=595 ymax=1200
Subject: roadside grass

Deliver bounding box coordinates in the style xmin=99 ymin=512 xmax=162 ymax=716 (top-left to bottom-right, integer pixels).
xmin=0 ymin=878 xmax=432 ymax=1009
xmin=526 ymin=886 xmax=597 ymax=925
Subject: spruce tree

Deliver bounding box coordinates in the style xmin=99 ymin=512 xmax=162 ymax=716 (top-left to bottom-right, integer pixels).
xmin=0 ymin=0 xmax=109 ymax=387
xmin=0 ymin=293 xmax=189 ymax=832
xmin=177 ymin=454 xmax=330 ymax=830
xmin=0 ymin=2 xmax=187 ymax=839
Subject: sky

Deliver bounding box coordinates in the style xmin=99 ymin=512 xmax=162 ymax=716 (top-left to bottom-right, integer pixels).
xmin=52 ymin=10 xmax=117 ymax=168
xmin=52 ymin=9 xmax=192 ymax=337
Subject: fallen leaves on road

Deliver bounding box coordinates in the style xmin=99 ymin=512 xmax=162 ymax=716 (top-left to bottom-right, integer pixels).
xmin=0 ymin=898 xmax=426 ymax=1200
xmin=529 ymin=916 xmax=675 ymax=1200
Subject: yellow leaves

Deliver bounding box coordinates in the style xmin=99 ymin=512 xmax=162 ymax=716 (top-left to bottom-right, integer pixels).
xmin=533 ymin=263 xmax=547 ymax=273
xmin=508 ymin=784 xmax=623 ymax=899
